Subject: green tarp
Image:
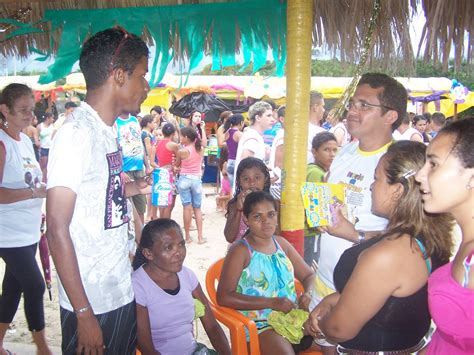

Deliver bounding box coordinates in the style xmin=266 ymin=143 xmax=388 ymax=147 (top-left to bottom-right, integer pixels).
xmin=1 ymin=1 xmax=287 ymax=85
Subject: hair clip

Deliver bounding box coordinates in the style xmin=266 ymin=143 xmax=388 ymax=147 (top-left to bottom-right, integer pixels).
xmin=401 ymin=169 xmax=416 ymax=180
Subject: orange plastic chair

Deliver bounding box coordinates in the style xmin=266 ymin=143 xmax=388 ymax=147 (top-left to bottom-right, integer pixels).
xmin=205 ymin=258 xmax=322 ymax=355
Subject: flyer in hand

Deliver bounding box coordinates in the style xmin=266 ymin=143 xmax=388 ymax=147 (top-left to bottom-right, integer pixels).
xmin=300 ymin=182 xmax=347 ymax=227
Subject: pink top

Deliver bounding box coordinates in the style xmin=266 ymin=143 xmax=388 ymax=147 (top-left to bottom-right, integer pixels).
xmin=427 ymin=261 xmax=474 ymax=354
xmin=220 ymin=175 xmax=231 ymax=196
xmin=180 ymin=144 xmax=202 ymax=176
xmin=235 ymin=216 xmax=248 ymax=242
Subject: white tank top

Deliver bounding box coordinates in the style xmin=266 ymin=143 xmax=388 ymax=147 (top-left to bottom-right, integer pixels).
xmin=39 ymin=122 xmax=54 ymax=149
xmin=0 ymin=130 xmax=43 ymax=247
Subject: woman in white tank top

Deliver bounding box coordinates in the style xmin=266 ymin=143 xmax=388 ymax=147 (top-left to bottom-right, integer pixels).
xmin=0 ymin=83 xmax=52 ymax=354
xmin=37 ymin=112 xmax=55 ymax=182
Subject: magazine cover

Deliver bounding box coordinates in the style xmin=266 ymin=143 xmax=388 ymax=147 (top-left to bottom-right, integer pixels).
xmin=300 ymin=182 xmax=347 ymax=227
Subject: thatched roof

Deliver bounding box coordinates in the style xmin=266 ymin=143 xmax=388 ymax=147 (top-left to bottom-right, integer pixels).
xmin=1 ymin=0 xmax=472 ymax=82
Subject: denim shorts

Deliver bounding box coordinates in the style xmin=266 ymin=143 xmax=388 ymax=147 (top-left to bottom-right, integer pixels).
xmin=177 ymin=175 xmax=202 ymax=208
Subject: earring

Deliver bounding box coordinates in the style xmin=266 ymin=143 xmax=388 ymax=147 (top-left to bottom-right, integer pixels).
xmin=2 ymin=121 xmax=8 ymax=128
xmin=467 ymin=184 xmax=472 ymax=190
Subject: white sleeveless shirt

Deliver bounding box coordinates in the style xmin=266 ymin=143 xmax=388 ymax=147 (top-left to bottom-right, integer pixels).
xmin=0 ymin=130 xmax=43 ymax=247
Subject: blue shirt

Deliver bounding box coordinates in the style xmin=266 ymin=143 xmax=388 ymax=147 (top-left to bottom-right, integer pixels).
xmin=263 ymin=122 xmax=282 ymax=146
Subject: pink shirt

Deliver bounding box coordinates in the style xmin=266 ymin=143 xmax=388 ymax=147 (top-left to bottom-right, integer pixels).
xmin=427 ymin=262 xmax=474 ymax=354
xmin=180 ymin=144 xmax=202 ymax=176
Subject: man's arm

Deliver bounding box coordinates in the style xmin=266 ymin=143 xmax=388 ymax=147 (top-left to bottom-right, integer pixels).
xmin=125 ymin=175 xmax=152 ymax=198
xmin=46 ymin=187 xmax=104 ymax=354
xmin=240 ymin=149 xmax=255 ymax=160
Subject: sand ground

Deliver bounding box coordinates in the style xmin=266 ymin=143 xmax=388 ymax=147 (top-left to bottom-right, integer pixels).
xmin=1 ymin=184 xmax=230 ymax=354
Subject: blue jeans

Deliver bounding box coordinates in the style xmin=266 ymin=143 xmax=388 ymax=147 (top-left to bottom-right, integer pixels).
xmin=227 ymin=159 xmax=236 ymax=189
xmin=177 ymin=175 xmax=202 ymax=208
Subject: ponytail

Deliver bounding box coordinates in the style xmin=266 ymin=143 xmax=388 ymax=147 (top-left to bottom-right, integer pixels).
xmin=194 ymin=136 xmax=202 ymax=152
xmin=180 ymin=125 xmax=201 ymax=151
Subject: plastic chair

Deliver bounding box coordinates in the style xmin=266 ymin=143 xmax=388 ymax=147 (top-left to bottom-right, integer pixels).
xmin=205 ymin=258 xmax=322 ymax=355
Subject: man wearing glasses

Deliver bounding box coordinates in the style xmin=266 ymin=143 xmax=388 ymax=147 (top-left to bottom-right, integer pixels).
xmin=47 ymin=28 xmax=150 ymax=354
xmin=310 ymin=73 xmax=407 ymax=351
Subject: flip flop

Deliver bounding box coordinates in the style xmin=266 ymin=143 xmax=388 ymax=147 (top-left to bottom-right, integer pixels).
xmin=197 ymin=239 xmax=207 ymax=245
xmin=186 ymin=238 xmax=193 ymax=244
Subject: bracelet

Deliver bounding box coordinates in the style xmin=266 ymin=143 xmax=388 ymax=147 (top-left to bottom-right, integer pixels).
xmin=29 ymin=187 xmax=35 ymax=199
xmin=75 ymin=305 xmax=91 ymax=314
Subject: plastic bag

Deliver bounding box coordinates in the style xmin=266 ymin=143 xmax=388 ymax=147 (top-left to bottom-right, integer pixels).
xmin=267 ymin=308 xmax=309 ymax=344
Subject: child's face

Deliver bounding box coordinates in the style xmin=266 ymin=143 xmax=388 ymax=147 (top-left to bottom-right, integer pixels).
xmin=312 ymin=140 xmax=338 ymax=172
xmin=180 ymin=134 xmax=190 ymax=145
xmin=244 ymin=200 xmax=278 ymax=238
xmin=415 ymin=119 xmax=428 ymax=133
xmin=144 ymin=228 xmax=186 ymax=273
xmin=155 ymin=129 xmax=164 ymax=141
xmin=239 ymin=167 xmax=267 ymax=192
xmin=148 ymin=120 xmax=157 ymax=131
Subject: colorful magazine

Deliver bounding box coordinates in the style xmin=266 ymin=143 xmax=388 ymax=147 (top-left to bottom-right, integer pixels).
xmin=300 ymin=182 xmax=347 ymax=227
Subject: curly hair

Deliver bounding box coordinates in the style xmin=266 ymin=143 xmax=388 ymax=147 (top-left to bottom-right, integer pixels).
xmin=79 ymin=27 xmax=149 ymax=90
xmin=381 ymin=141 xmax=453 ymax=262
xmin=248 ymin=101 xmax=272 ymax=123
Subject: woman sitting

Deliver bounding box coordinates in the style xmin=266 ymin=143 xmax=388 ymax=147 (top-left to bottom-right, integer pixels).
xmin=132 ymin=219 xmax=230 ymax=355
xmin=305 ymin=141 xmax=453 ymax=354
xmin=217 ymin=191 xmax=315 ymax=354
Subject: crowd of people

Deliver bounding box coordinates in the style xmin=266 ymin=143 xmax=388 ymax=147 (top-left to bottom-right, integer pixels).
xmin=0 ymin=26 xmax=472 ymax=355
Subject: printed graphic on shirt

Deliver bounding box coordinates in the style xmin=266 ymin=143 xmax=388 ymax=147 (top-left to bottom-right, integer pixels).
xmin=339 ymin=170 xmax=367 ymax=224
xmin=120 ymin=124 xmax=142 ymax=158
xmin=104 ymin=151 xmax=128 ymax=229
xmin=22 ymin=156 xmax=42 ymax=188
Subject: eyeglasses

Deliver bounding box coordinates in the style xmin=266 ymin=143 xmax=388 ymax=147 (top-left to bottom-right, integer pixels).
xmin=109 ymin=26 xmax=131 ymax=73
xmin=345 ymin=100 xmax=395 ymax=112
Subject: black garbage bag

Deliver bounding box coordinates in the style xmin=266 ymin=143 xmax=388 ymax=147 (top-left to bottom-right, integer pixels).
xmin=169 ymin=92 xmax=232 ymax=119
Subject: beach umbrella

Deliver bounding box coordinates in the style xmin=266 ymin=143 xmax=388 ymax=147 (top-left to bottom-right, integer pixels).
xmin=169 ymin=92 xmax=232 ymax=120
xmin=39 ymin=215 xmax=52 ymax=301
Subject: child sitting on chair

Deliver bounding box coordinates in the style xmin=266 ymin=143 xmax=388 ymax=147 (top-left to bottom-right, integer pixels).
xmin=132 ymin=219 xmax=231 ymax=355
xmin=217 ymin=191 xmax=315 ymax=354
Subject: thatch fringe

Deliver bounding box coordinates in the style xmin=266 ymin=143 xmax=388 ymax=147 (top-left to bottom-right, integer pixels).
xmin=0 ymin=0 xmax=473 ymax=74
xmin=418 ymin=0 xmax=474 ymax=71
xmin=313 ymin=0 xmax=416 ymax=73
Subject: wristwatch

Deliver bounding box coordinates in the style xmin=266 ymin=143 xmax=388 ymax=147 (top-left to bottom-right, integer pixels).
xmin=357 ymin=230 xmax=366 ymax=244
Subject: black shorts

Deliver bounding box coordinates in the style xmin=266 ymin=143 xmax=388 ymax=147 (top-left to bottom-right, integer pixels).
xmin=60 ymin=301 xmax=136 ymax=355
